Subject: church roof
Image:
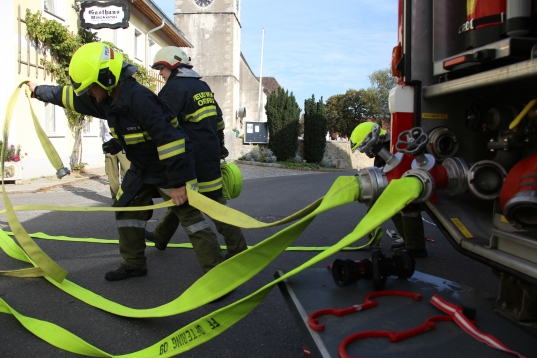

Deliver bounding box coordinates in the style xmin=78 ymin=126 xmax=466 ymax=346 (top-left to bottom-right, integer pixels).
xmin=258 ymin=77 xmax=281 ymax=94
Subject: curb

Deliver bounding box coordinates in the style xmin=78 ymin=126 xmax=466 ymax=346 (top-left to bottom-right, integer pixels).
xmin=35 ymin=173 xmax=108 ymax=193
xmin=4 ymin=161 xmax=354 ymax=195
xmin=234 ymin=160 xmax=354 ymax=172
xmin=4 ymin=171 xmax=108 ymax=195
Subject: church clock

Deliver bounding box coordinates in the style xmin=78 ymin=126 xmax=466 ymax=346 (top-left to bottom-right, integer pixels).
xmin=194 ymin=0 xmax=213 ymax=7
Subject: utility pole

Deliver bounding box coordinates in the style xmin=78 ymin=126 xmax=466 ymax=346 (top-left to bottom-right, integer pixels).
xmin=257 ymin=28 xmax=265 ymax=121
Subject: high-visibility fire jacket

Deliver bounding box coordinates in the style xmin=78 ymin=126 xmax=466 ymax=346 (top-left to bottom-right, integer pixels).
xmin=33 ymin=69 xmax=196 ymax=206
xmin=158 ymin=75 xmax=224 ymax=200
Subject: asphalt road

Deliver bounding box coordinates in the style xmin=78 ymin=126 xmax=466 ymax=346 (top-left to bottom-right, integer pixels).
xmin=0 ymin=170 xmax=501 ymax=357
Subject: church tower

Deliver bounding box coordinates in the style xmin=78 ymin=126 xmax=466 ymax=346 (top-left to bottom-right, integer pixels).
xmin=174 ymin=0 xmax=242 ymax=131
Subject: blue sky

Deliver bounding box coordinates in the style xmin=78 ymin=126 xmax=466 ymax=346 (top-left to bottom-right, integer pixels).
xmin=152 ymin=0 xmax=398 ymax=109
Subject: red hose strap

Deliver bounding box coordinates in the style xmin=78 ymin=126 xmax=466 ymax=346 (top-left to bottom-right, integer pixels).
xmin=430 ymin=294 xmax=526 ymax=358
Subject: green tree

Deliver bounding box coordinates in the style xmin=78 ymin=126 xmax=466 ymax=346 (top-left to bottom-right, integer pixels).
xmin=325 ymin=68 xmax=396 ymax=138
xmin=265 ymin=87 xmax=301 ymax=161
xmin=326 ymin=89 xmax=368 ymax=139
xmin=366 ymin=68 xmax=397 ymax=129
xmin=303 ymin=95 xmax=327 ymax=163
xmin=25 ymin=10 xmax=97 ymax=170
xmin=326 ymin=94 xmax=346 ymax=137
xmin=24 ymin=10 xmax=155 ymax=170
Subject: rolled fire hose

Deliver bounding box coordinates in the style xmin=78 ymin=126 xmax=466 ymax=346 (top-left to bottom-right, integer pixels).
xmin=221 ymin=162 xmax=242 ymax=200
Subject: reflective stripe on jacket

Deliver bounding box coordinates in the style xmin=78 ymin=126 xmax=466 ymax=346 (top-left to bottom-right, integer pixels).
xmin=158 ymin=76 xmax=224 ymax=199
xmin=34 ymin=74 xmax=196 ymax=204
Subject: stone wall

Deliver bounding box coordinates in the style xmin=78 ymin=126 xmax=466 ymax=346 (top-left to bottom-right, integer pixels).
xmin=227 ymin=136 xmax=374 ymax=170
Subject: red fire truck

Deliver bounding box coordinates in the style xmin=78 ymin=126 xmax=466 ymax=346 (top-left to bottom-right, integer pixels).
xmin=388 ymin=0 xmax=537 ymax=317
xmin=278 ymin=1 xmax=537 ymax=356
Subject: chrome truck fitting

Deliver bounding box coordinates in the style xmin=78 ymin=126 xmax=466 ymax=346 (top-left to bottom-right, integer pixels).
xmin=355 ymin=167 xmax=389 ymax=207
xmin=504 ymin=191 xmax=537 ymax=229
xmin=500 ymin=153 xmax=537 ymax=230
xmin=401 ymin=169 xmax=436 ymax=203
xmin=426 ymin=127 xmax=459 ymax=160
xmin=442 ymin=157 xmax=469 ymax=196
xmin=467 ymin=160 xmax=507 ymax=200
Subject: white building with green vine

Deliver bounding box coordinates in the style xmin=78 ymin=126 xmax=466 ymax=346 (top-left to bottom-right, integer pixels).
xmin=3 ymin=0 xmax=191 ymax=181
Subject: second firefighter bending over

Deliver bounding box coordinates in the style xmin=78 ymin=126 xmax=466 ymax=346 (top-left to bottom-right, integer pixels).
xmin=146 ymin=46 xmax=247 ymax=259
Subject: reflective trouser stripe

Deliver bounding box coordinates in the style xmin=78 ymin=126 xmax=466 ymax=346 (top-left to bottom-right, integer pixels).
xmin=184 ymin=220 xmax=210 ymax=234
xmin=116 ymin=219 xmax=146 ymax=228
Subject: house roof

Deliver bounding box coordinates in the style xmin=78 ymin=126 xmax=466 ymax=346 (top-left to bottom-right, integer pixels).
xmin=258 ymin=77 xmax=280 ymax=94
xmin=241 ymin=53 xmax=281 ymax=94
xmin=131 ymin=0 xmax=193 ymax=48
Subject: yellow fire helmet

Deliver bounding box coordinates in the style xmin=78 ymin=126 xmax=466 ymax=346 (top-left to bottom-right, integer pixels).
xmin=69 ymin=42 xmax=124 ymax=96
xmin=349 ymin=122 xmax=387 ymax=151
xmin=152 ymin=46 xmax=192 ymax=70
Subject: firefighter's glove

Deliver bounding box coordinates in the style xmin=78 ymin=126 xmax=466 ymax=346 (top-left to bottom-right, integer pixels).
xmin=102 ymin=138 xmax=123 ymax=155
xmin=220 ymin=145 xmax=229 ymax=159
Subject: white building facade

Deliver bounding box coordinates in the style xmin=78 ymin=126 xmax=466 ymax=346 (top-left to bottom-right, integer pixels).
xmin=2 ymin=0 xmax=191 ymax=181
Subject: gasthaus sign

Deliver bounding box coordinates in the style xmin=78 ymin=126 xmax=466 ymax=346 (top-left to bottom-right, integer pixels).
xmin=80 ymin=0 xmax=130 ymax=29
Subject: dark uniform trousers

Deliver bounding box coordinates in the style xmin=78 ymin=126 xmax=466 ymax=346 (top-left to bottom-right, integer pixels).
xmin=116 ymin=184 xmax=225 ymax=272
xmin=391 ymin=210 xmax=426 ymax=250
xmin=151 ymin=196 xmax=247 ymax=259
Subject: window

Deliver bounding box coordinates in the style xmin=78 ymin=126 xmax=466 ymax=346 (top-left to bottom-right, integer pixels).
xmin=134 ymin=29 xmax=143 ymax=62
xmin=83 ymin=117 xmax=99 ymax=137
xmin=41 ymin=89 xmax=66 ymax=137
xmin=43 ymin=0 xmax=66 ymax=21
xmin=149 ymin=38 xmax=156 ymax=65
xmin=44 ymin=102 xmax=56 ymax=133
xmin=114 ymin=28 xmax=123 ymax=48
xmin=83 ymin=118 xmax=91 ymax=133
xmin=44 ymin=0 xmax=55 ymax=14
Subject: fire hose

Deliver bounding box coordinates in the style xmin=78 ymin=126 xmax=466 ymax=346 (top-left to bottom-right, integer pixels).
xmin=2 ymin=83 xmax=526 ymax=357
xmin=0 ymin=84 xmax=425 ymax=357
xmin=220 ymin=161 xmax=243 ymax=200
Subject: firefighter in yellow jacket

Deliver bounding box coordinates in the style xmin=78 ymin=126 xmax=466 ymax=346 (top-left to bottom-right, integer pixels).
xmin=28 ymin=42 xmax=227 ymax=280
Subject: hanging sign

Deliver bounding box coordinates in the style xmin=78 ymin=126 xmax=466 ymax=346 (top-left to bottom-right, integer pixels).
xmin=80 ymin=1 xmax=130 ymax=29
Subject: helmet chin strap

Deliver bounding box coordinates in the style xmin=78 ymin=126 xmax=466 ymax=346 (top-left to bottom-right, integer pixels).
xmin=108 ymin=83 xmax=121 ymax=98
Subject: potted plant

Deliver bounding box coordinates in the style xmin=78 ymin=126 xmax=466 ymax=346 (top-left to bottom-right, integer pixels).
xmin=1 ymin=142 xmax=25 ymax=183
